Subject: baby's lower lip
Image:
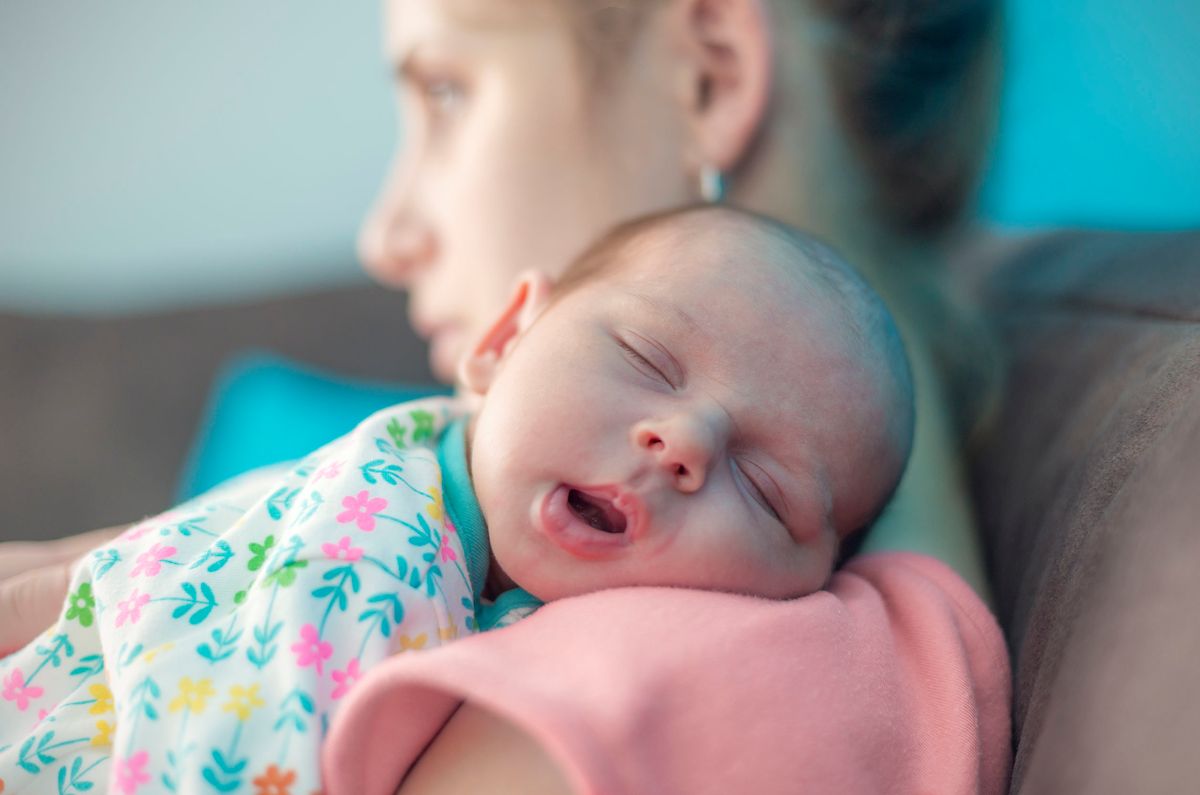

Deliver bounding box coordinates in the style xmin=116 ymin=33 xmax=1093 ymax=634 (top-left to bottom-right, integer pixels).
xmin=537 ymin=485 xmax=632 ymax=560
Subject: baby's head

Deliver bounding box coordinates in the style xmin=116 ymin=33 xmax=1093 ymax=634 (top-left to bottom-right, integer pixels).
xmin=460 ymin=206 xmax=914 ymax=602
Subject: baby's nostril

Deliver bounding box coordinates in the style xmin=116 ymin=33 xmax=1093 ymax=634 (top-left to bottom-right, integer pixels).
xmin=675 ymin=464 xmax=688 ymax=478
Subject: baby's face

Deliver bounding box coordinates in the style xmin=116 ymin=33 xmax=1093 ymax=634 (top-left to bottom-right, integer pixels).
xmin=466 ymin=232 xmax=872 ymax=602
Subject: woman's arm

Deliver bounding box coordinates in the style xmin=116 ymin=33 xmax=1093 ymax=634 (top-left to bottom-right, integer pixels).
xmin=0 ymin=524 xmax=126 ymax=653
xmin=398 ymin=704 xmax=573 ymax=795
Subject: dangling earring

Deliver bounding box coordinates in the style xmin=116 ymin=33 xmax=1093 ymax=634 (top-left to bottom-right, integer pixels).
xmin=699 ymin=164 xmax=726 ymax=203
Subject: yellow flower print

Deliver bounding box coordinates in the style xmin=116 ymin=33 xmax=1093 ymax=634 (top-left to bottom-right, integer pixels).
xmin=222 ymin=683 xmax=265 ymax=722
xmin=397 ymin=633 xmax=427 ymax=652
xmin=438 ymin=624 xmax=458 ymax=642
xmin=91 ymin=719 xmax=116 ymax=747
xmin=169 ymin=677 xmax=216 ymax=714
xmin=142 ymin=641 xmax=175 ymax=664
xmin=88 ymin=683 xmax=114 ymax=715
xmin=427 ymin=487 xmax=445 ymax=524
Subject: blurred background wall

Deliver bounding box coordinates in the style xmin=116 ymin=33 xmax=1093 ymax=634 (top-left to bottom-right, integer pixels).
xmin=1 ymin=0 xmax=1198 ymax=316
xmin=0 ymin=0 xmax=393 ymax=314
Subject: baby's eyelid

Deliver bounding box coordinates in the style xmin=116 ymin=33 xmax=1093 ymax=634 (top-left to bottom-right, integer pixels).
xmin=739 ymin=460 xmax=782 ymax=522
xmin=618 ymin=338 xmax=673 ymax=386
xmin=623 ymin=332 xmax=682 ymax=387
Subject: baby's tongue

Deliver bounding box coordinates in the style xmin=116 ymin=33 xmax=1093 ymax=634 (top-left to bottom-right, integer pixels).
xmin=567 ymin=489 xmax=626 ymax=534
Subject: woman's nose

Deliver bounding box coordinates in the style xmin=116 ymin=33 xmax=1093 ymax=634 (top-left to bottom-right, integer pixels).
xmin=357 ymin=157 xmax=436 ymax=287
xmin=357 ymin=205 xmax=438 ymax=288
xmin=633 ymin=415 xmax=719 ymax=494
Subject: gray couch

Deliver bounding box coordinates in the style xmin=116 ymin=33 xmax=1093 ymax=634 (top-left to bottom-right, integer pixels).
xmin=969 ymin=230 xmax=1200 ymax=792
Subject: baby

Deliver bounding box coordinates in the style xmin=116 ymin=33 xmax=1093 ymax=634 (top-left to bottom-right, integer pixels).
xmin=0 ymin=205 xmax=912 ymax=794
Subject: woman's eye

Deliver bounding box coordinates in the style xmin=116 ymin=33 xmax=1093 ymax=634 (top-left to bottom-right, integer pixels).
xmin=424 ymin=77 xmax=464 ymax=116
xmin=618 ymin=340 xmax=671 ymax=385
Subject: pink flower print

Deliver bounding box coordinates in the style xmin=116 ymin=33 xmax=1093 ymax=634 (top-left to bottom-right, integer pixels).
xmin=331 ymin=658 xmax=361 ymax=700
xmin=120 ymin=522 xmax=155 ymax=542
xmin=2 ymin=668 xmax=44 ymax=712
xmin=290 ymin=623 xmax=333 ymax=675
xmin=313 ymin=460 xmax=344 ymax=482
xmin=321 ymin=536 xmax=364 ymax=563
xmin=116 ymin=589 xmax=151 ymax=627
xmin=113 ymin=750 xmax=151 ymax=794
xmin=130 ymin=542 xmax=176 ymax=577
xmin=337 ymin=491 xmax=388 ymax=532
xmin=438 ymin=533 xmax=457 ymax=563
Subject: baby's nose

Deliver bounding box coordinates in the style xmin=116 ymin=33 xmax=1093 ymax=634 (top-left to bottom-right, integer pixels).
xmin=633 ymin=417 xmax=716 ymax=494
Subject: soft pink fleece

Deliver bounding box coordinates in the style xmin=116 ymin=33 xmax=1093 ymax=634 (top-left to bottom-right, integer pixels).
xmin=323 ymin=552 xmax=1011 ymax=794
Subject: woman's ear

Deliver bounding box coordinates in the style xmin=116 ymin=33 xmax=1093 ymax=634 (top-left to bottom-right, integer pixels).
xmin=667 ymin=0 xmax=774 ymax=176
xmin=458 ymin=271 xmax=554 ymax=395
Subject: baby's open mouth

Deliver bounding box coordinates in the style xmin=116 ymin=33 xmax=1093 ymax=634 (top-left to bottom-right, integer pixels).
xmin=567 ymin=488 xmax=627 ymax=534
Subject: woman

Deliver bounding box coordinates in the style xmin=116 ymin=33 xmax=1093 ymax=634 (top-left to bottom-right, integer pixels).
xmin=1 ymin=0 xmax=1004 ymax=791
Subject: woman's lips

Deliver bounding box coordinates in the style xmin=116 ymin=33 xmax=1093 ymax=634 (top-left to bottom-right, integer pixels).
xmin=537 ymin=484 xmax=644 ymax=559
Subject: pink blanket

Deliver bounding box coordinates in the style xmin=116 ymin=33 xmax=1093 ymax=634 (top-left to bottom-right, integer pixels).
xmin=324 ymin=552 xmax=1011 ymax=794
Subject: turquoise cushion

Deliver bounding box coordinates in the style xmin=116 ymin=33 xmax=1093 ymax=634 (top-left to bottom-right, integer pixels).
xmin=178 ymin=353 xmax=445 ymax=499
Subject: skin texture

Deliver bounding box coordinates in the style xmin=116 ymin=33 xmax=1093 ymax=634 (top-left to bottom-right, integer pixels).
xmin=359 ymin=0 xmax=695 ymax=381
xmin=3 ymin=0 xmax=995 ymax=791
xmin=464 ymin=209 xmax=910 ymax=603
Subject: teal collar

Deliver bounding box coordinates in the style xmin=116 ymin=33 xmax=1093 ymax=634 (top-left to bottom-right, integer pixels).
xmin=436 ymin=417 xmax=490 ymax=602
xmin=435 ymin=417 xmax=543 ymax=628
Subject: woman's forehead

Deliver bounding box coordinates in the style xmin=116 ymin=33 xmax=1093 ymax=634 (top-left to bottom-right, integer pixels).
xmin=386 ymin=0 xmax=558 ymax=39
xmin=385 ymin=0 xmax=569 ymax=72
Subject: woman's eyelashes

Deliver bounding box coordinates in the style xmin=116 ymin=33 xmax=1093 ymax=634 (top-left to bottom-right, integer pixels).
xmin=399 ymin=62 xmax=467 ymax=129
xmin=423 ymin=76 xmax=465 ymax=118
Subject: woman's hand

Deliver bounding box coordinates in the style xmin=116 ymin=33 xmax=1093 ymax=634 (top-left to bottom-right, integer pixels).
xmin=0 ymin=525 xmax=126 ymax=654
xmin=398 ymin=703 xmax=574 ymax=795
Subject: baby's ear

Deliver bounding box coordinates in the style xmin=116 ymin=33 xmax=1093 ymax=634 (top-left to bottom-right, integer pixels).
xmin=458 ymin=271 xmax=554 ymax=395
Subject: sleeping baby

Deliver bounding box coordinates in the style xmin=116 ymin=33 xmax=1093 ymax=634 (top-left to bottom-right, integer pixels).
xmin=0 ymin=205 xmax=913 ymax=794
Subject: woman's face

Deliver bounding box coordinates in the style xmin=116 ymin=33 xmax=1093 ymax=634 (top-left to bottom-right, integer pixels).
xmin=361 ymin=0 xmax=695 ymax=381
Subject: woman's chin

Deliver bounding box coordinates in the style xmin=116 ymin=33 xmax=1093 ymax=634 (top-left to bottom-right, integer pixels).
xmin=428 ymin=331 xmax=466 ymax=382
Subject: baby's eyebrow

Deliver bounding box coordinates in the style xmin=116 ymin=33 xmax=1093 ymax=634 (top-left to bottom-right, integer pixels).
xmin=626 ymin=292 xmax=703 ymax=339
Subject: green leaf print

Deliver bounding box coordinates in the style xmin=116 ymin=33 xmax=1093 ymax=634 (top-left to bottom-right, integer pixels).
xmin=266 ymin=487 xmax=301 ymax=521
xmin=18 ymin=731 xmax=89 ymax=775
xmin=263 ymin=558 xmax=308 ymax=589
xmin=410 ymin=409 xmax=435 ymax=443
xmin=189 ymin=539 xmax=234 ymax=573
xmin=91 ymin=548 xmax=120 ymax=581
xmin=387 ymin=417 xmax=407 ymax=448
xmin=247 ymin=535 xmax=276 ymax=571
xmin=68 ymin=654 xmax=104 ymax=679
xmin=33 ymin=634 xmax=76 ymax=678
xmin=169 ymin=581 xmax=218 ymax=625
xmin=197 ymin=617 xmax=242 ymax=663
xmin=56 ymin=753 xmax=103 ymax=794
xmin=360 ymin=459 xmax=406 ymax=486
